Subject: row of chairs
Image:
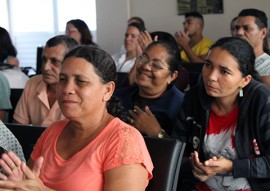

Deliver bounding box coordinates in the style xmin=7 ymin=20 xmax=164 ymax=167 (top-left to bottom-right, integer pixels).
xmin=5 ymin=123 xmax=186 ymax=191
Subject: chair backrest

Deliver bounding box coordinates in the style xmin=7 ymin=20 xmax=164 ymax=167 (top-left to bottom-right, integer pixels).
xmin=174 ymin=66 xmax=190 ymax=92
xmin=115 ymin=72 xmax=129 ymax=89
xmin=4 ymin=123 xmax=46 ymax=161
xmin=36 ymin=46 xmax=43 ymax=75
xmin=8 ymin=88 xmax=24 ymax=123
xmin=182 ymin=63 xmax=204 ymax=88
xmin=144 ymin=137 xmax=186 ymax=191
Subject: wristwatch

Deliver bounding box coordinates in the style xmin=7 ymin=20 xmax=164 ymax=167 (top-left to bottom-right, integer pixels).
xmin=157 ymin=128 xmax=166 ymax=138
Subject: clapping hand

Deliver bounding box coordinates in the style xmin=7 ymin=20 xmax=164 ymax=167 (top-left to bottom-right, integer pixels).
xmin=0 ymin=151 xmax=24 ymax=181
xmin=190 ymin=151 xmax=233 ymax=182
xmin=137 ymin=31 xmax=158 ymax=52
xmin=175 ymin=31 xmax=190 ymax=50
xmin=0 ymin=151 xmax=49 ymax=191
xmin=128 ymin=105 xmax=162 ymax=137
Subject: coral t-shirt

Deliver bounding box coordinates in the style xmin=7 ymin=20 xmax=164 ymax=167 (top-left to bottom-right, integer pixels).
xmin=31 ymin=118 xmax=153 ymax=191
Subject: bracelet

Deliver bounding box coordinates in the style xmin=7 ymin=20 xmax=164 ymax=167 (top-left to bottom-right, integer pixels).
xmin=157 ymin=128 xmax=166 ymax=138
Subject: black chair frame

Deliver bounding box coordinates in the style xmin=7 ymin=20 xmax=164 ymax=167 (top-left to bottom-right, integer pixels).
xmin=144 ymin=137 xmax=186 ymax=191
xmin=5 ymin=123 xmax=46 ymax=161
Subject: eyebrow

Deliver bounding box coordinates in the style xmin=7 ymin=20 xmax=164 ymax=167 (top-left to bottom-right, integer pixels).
xmin=235 ymin=24 xmax=251 ymax=27
xmin=125 ymin=32 xmax=139 ymax=36
xmin=66 ymin=28 xmax=78 ymax=32
xmin=48 ymin=57 xmax=63 ymax=63
xmin=205 ymin=59 xmax=212 ymax=63
xmin=185 ymin=18 xmax=194 ymax=22
xmin=219 ymin=65 xmax=231 ymax=72
xmin=59 ymin=73 xmax=89 ymax=78
xmin=142 ymin=53 xmax=158 ymax=60
xmin=143 ymin=52 xmax=167 ymax=64
xmin=205 ymin=59 xmax=232 ymax=72
xmin=42 ymin=55 xmax=62 ymax=60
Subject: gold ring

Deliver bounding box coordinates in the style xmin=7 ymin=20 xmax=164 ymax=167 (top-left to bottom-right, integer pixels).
xmin=11 ymin=165 xmax=16 ymax=170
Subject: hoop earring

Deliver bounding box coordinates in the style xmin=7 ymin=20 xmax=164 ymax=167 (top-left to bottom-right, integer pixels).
xmin=239 ymin=87 xmax=243 ymax=97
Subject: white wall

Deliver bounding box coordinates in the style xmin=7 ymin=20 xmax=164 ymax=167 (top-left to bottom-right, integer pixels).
xmin=96 ymin=0 xmax=270 ymax=55
xmin=96 ymin=0 xmax=129 ymax=55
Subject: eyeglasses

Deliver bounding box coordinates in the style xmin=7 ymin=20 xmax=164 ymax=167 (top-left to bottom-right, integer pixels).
xmin=136 ymin=53 xmax=170 ymax=71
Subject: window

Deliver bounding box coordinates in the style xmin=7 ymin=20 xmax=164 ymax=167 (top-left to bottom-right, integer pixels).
xmin=0 ymin=0 xmax=96 ymax=70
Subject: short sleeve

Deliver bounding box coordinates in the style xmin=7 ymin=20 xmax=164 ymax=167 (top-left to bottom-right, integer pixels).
xmin=103 ymin=125 xmax=153 ymax=179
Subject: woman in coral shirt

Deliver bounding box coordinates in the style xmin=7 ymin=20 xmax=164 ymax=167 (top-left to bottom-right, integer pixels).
xmin=0 ymin=45 xmax=153 ymax=191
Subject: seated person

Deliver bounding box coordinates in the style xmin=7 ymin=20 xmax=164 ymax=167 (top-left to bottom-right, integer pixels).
xmin=65 ymin=19 xmax=98 ymax=46
xmin=235 ymin=8 xmax=270 ymax=88
xmin=0 ymin=27 xmax=19 ymax=67
xmin=118 ymin=16 xmax=147 ymax=59
xmin=1 ymin=67 xmax=29 ymax=89
xmin=0 ymin=27 xmax=29 ymax=88
xmin=175 ymin=11 xmax=213 ymax=63
xmin=112 ymin=22 xmax=146 ymax=73
xmin=0 ymin=45 xmax=153 ymax=191
xmin=173 ymin=37 xmax=270 ymax=190
xmin=0 ymin=71 xmax=12 ymax=122
xmin=230 ymin=16 xmax=238 ymax=36
xmin=13 ymin=35 xmax=78 ymax=126
xmin=128 ymin=16 xmax=146 ymax=28
xmin=126 ymin=30 xmax=190 ymax=91
xmin=115 ymin=41 xmax=184 ymax=137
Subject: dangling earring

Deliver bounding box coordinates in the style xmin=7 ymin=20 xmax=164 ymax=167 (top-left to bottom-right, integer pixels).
xmin=239 ymin=87 xmax=243 ymax=97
